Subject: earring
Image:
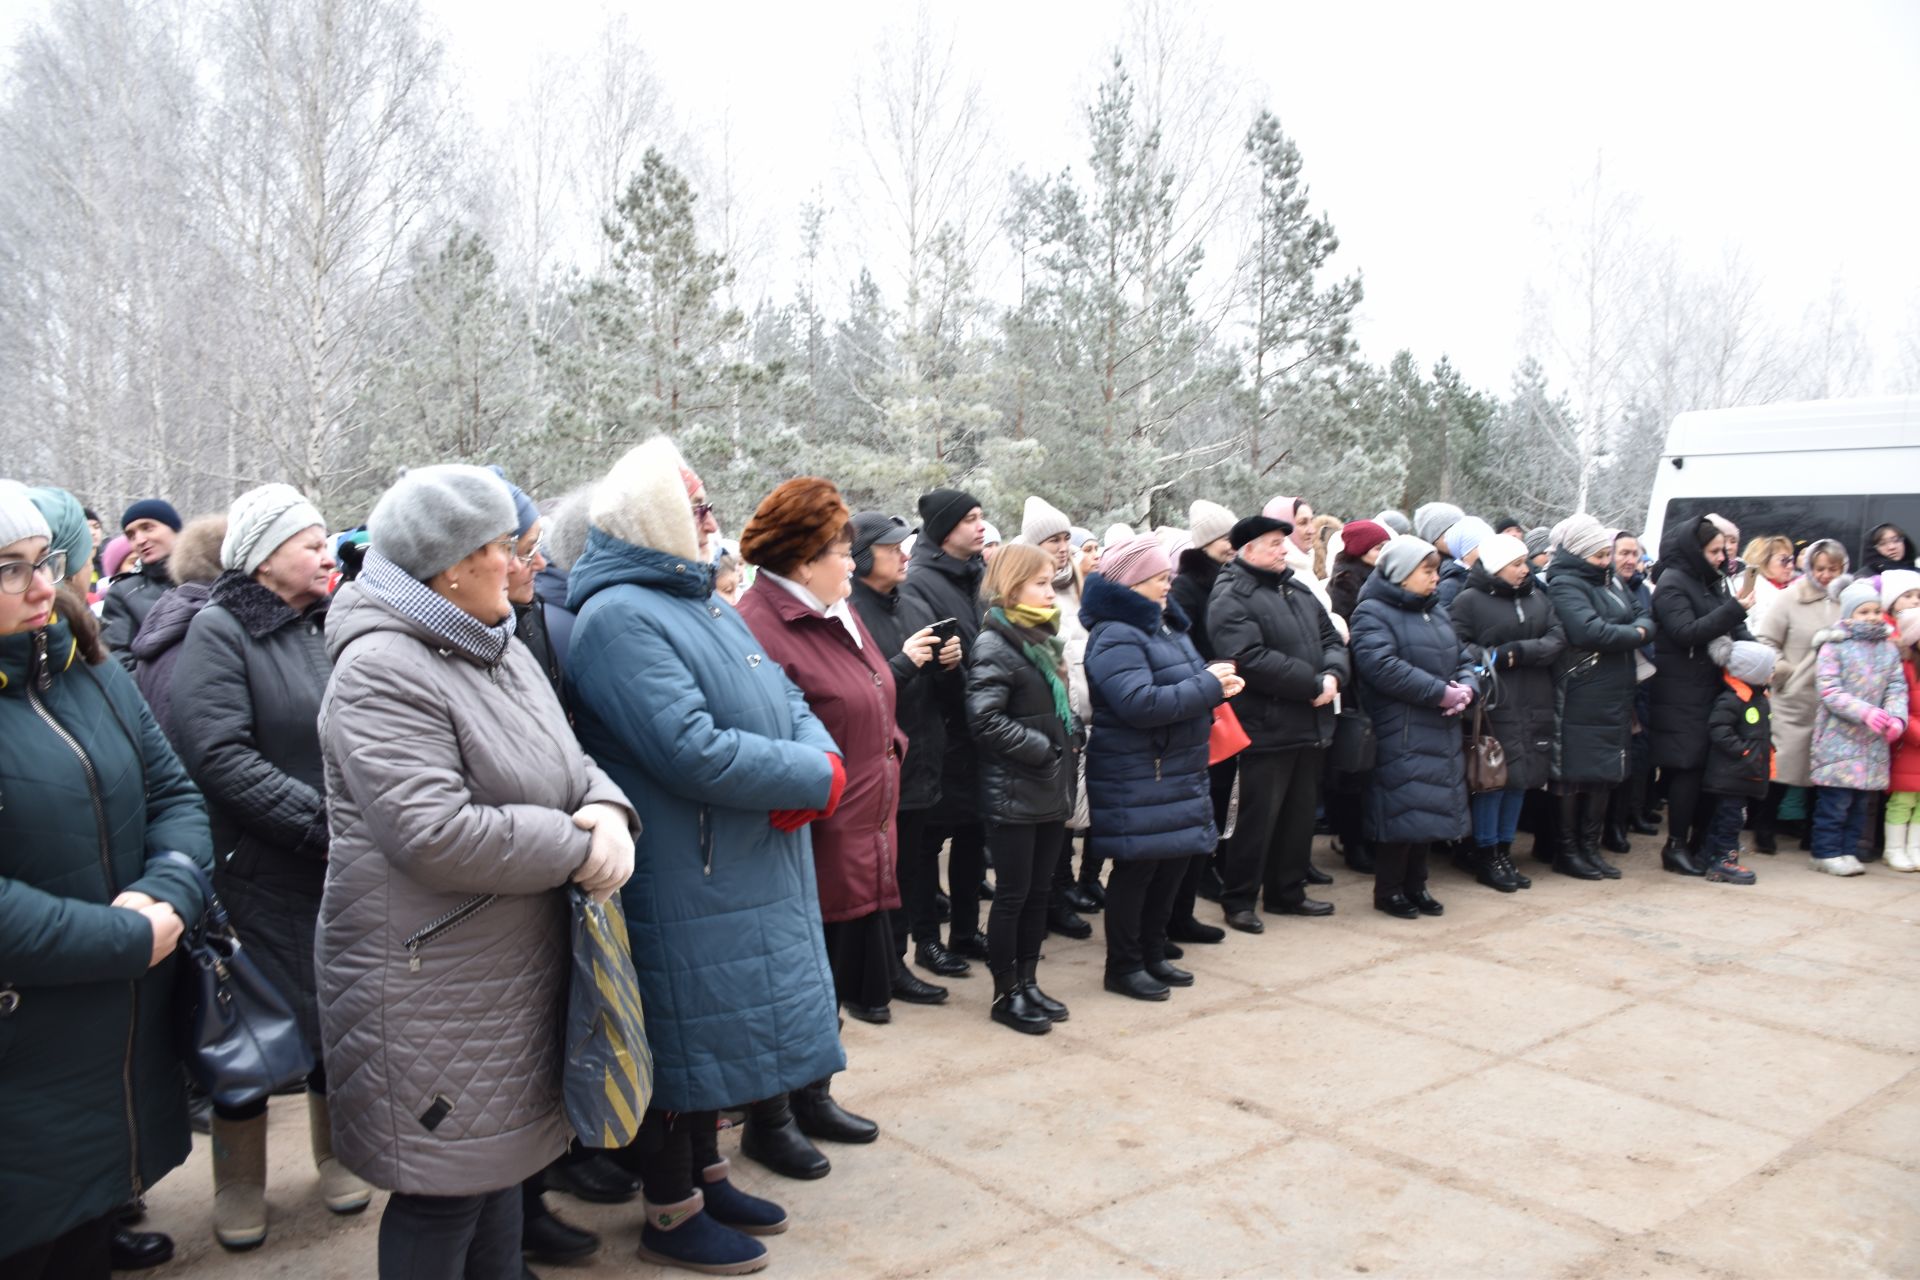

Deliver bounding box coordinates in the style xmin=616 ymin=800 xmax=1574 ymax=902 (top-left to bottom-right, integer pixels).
xmin=448 ymin=579 xmax=460 ymax=589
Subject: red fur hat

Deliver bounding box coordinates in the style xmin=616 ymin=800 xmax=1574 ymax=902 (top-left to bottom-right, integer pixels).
xmin=739 ymin=478 xmax=852 ymax=575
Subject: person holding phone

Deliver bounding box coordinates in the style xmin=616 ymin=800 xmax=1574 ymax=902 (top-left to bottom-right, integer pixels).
xmin=849 ymin=513 xmax=967 ymax=991
xmin=1080 ymin=534 xmax=1241 ymax=1000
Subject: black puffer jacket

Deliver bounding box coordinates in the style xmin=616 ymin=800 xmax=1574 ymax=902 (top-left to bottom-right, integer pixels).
xmin=1546 ymin=550 xmax=1651 ymax=786
xmin=1206 ymin=557 xmax=1350 ymax=753
xmin=1349 ymin=573 xmax=1477 ymax=844
xmin=1649 ymin=520 xmax=1753 ymax=770
xmin=169 ymin=572 xmax=331 ymax=1044
xmin=102 ymin=558 xmax=173 ymax=666
xmin=852 ymin=576 xmax=946 ymax=812
xmin=1169 ymin=548 xmax=1225 ymax=659
xmin=1450 ymin=563 xmax=1566 ymax=791
xmin=1704 ymin=677 xmax=1771 ymax=798
xmin=964 ymin=614 xmax=1077 ymax=826
xmin=128 ymin=581 xmax=213 ymax=744
xmin=1327 ymin=552 xmax=1373 ymax=623
xmin=902 ymin=540 xmax=985 ymax=824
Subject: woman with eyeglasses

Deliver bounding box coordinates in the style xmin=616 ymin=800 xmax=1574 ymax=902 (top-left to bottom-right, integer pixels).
xmin=0 ymin=480 xmax=213 ymax=1280
xmin=316 ymin=465 xmax=636 ymax=1278
xmin=169 ymin=484 xmax=364 ymax=1250
xmin=1739 ymin=535 xmax=1797 ymax=627
xmin=1864 ymin=523 xmax=1917 ymax=577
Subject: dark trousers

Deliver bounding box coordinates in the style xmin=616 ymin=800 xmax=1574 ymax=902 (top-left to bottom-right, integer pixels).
xmin=1104 ymin=857 xmax=1186 ymax=974
xmin=894 ymin=808 xmax=940 ymax=949
xmin=1220 ymin=748 xmax=1321 ymax=913
xmin=1371 ymin=841 xmax=1429 ymax=903
xmin=378 ymin=1187 xmax=522 ymax=1280
xmin=1812 ymin=787 xmax=1873 ymax=860
xmin=610 ymin=1108 xmax=721 ymax=1205
xmin=985 ymin=820 xmax=1066 ymax=971
xmin=933 ymin=822 xmax=987 ymax=937
xmin=1664 ymin=767 xmax=1707 ymax=850
xmin=1704 ymin=793 xmax=1746 ymax=857
xmin=0 ymin=1212 xmax=112 ymax=1280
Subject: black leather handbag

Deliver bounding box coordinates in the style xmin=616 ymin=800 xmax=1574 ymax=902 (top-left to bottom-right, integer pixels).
xmin=154 ymin=851 xmax=314 ymax=1110
xmin=1329 ymin=696 xmax=1377 ymax=774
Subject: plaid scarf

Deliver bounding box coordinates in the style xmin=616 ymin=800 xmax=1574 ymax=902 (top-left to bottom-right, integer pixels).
xmin=358 ymin=549 xmax=516 ymax=666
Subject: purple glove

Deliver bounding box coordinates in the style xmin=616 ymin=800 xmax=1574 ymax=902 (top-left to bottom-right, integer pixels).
xmin=1864 ymin=708 xmax=1894 ymax=738
xmin=1439 ymin=683 xmax=1473 ymax=716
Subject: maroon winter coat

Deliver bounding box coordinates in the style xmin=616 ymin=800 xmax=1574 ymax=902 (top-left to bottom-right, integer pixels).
xmin=737 ymin=578 xmax=906 ymax=923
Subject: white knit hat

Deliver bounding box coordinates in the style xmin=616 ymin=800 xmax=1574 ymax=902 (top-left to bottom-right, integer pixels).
xmin=1102 ymin=523 xmax=1135 ymax=547
xmin=1019 ymin=496 xmax=1072 ymax=547
xmin=0 ymin=480 xmax=52 ymax=550
xmin=1879 ymin=569 xmax=1920 ymax=610
xmin=1476 ymin=533 xmax=1530 ymax=573
xmin=223 ymin=483 xmax=326 ymax=575
xmin=1188 ymin=500 xmax=1235 ymax=550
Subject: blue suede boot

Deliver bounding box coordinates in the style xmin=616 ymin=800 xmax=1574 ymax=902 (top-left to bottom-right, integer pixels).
xmin=700 ymin=1159 xmax=789 ymax=1235
xmin=635 ymin=1191 xmax=768 ymax=1275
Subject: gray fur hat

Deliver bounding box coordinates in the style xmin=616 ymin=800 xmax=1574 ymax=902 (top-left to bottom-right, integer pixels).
xmin=1724 ymin=639 xmax=1777 ymax=686
xmin=367 ymin=465 xmax=517 ymax=580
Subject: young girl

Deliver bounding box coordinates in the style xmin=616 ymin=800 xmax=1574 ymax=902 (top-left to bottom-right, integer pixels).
xmin=1807 ymin=580 xmax=1911 ymax=875
xmin=966 ymin=543 xmax=1080 ymax=1033
xmin=1882 ymin=570 xmax=1920 ymax=871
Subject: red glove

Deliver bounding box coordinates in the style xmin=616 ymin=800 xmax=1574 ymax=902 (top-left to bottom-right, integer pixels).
xmin=822 ymin=754 xmax=847 ymax=819
xmin=770 ymin=809 xmax=817 ymax=832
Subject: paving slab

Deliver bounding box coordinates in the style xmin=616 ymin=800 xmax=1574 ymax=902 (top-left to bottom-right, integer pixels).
xmin=1340 ymin=1062 xmax=1797 ymax=1235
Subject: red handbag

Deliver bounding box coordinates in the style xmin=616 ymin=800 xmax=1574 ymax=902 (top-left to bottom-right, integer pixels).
xmin=1209 ymin=702 xmax=1252 ymax=766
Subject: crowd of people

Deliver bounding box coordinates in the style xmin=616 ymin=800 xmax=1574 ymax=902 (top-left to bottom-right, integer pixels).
xmin=3 ymin=454 xmax=1917 ymax=1279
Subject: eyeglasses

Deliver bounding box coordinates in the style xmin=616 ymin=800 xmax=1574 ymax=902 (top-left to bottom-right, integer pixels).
xmin=692 ymin=502 xmax=716 ymax=522
xmin=0 ymin=550 xmax=67 ymax=594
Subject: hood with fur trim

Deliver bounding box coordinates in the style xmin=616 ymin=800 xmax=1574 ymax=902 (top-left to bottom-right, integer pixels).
xmin=590 ymin=436 xmax=700 ymax=563
xmin=169 ymin=515 xmax=229 ymax=586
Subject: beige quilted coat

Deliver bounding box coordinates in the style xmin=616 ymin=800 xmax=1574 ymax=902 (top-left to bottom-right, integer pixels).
xmin=1754 ymin=577 xmax=1841 ymax=787
xmin=315 ymin=584 xmax=632 ymax=1195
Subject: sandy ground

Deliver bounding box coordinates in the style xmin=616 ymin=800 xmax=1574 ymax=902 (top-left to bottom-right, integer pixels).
xmin=136 ymin=831 xmax=1920 ymax=1278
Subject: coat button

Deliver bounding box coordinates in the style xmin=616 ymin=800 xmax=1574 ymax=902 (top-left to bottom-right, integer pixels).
xmin=872 ymin=672 xmax=883 ymax=686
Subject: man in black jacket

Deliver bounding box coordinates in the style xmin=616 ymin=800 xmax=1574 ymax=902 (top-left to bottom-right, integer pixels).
xmin=1207 ymin=514 xmax=1351 ymax=932
xmin=103 ymin=497 xmax=182 ymax=666
xmin=901 ymin=489 xmax=993 ymax=959
xmin=850 ymin=511 xmax=968 ymax=992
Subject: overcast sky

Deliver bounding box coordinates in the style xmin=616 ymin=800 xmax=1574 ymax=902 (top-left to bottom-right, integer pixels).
xmin=7 ymin=0 xmax=1917 ymax=392
xmin=433 ymin=0 xmax=1920 ymax=391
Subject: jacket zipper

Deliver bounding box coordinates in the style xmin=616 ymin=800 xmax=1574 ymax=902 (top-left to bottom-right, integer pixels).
xmin=27 ymin=677 xmax=143 ymax=1195
xmin=700 ymin=806 xmax=713 ymax=877
xmin=405 ymin=894 xmax=498 ymax=971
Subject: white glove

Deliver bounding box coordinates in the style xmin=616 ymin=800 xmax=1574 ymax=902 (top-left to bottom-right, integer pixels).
xmin=571 ymin=803 xmax=636 ymax=902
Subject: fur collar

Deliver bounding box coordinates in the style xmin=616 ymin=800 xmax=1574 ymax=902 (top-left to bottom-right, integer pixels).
xmin=1081 ymin=571 xmax=1190 ymax=634
xmin=209 ymin=569 xmax=321 ymax=638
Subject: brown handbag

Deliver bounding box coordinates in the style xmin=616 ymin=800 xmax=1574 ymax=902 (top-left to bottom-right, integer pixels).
xmin=1465 ymin=696 xmax=1508 ymax=794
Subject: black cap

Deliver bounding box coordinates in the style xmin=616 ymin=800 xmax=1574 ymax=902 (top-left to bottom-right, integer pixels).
xmin=917 ymin=488 xmax=982 ymax=548
xmin=850 ymin=511 xmax=913 ymax=576
xmin=1228 ymin=514 xmax=1293 ymax=549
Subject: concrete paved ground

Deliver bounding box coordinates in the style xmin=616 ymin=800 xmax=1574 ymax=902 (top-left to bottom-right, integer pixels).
xmin=141 ymin=833 xmax=1920 ymax=1278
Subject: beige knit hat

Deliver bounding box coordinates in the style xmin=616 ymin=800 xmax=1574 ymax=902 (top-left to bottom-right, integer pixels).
xmin=1188 ymin=500 xmax=1235 ymax=550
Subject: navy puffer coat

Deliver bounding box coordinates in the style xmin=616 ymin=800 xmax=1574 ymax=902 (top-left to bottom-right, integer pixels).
xmin=1350 ymin=572 xmax=1478 ymax=845
xmin=1080 ymin=574 xmax=1226 ymax=861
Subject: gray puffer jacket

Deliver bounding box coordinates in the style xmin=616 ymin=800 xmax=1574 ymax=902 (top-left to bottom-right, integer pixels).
xmin=316 ymin=583 xmax=633 ymax=1196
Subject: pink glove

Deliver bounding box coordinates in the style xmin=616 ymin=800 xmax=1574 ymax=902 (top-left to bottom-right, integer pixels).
xmin=1885 ymin=718 xmax=1908 ymax=745
xmin=1864 ymin=708 xmax=1895 ymax=738
xmin=1439 ymin=683 xmax=1473 ymax=716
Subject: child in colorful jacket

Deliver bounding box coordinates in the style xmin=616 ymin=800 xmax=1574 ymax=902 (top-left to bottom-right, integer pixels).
xmin=1807 ymin=580 xmax=1911 ymax=875
xmin=1701 ymin=639 xmax=1777 ymax=884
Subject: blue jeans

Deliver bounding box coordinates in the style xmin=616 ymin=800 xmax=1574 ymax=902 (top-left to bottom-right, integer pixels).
xmin=1811 ymin=787 xmax=1872 ymax=860
xmin=1470 ymin=788 xmax=1527 ymax=847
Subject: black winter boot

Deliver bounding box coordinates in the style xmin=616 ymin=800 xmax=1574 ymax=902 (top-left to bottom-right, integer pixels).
xmin=1661 ymin=838 xmax=1707 ymax=877
xmin=1472 ymin=846 xmax=1521 ymax=893
xmin=1582 ymin=805 xmax=1622 ymax=879
xmin=1553 ymin=793 xmax=1604 ymax=880
xmin=990 ymin=966 xmax=1052 ymax=1035
xmin=1496 ymin=842 xmax=1531 ymax=889
xmin=1017 ymin=956 xmax=1069 ymax=1021
xmin=740 ymin=1095 xmax=831 ymax=1180
xmin=792 ymin=1077 xmax=878 ymax=1144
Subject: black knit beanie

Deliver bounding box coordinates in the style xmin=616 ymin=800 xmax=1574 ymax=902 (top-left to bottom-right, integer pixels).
xmin=917 ymin=488 xmax=982 ymax=548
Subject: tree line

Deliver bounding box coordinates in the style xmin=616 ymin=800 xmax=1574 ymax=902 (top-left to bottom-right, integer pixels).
xmin=0 ymin=0 xmax=1878 ymax=533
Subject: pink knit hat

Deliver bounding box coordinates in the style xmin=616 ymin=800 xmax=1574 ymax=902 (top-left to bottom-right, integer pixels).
xmin=1100 ymin=532 xmax=1172 ymax=587
xmin=1263 ymin=495 xmax=1303 ymax=521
